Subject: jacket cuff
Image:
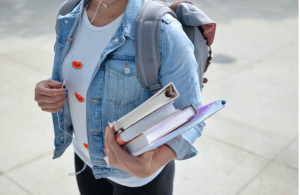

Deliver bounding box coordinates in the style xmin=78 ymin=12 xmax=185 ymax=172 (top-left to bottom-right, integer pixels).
xmin=165 ymin=122 xmax=205 ymax=160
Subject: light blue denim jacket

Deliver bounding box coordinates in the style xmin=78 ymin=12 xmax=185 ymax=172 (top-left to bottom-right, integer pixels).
xmin=51 ymin=0 xmax=205 ymax=179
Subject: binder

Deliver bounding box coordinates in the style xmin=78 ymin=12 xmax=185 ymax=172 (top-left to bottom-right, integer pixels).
xmin=114 ymin=82 xmax=179 ymax=134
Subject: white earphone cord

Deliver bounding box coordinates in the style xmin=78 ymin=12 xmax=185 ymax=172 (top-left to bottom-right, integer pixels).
xmin=63 ymin=0 xmax=103 ymax=87
xmin=57 ymin=0 xmax=104 ymax=176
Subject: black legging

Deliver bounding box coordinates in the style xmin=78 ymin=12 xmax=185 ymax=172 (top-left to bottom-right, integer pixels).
xmin=75 ymin=152 xmax=175 ymax=195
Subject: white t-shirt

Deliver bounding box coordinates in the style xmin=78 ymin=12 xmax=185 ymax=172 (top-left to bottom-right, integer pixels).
xmin=61 ymin=5 xmax=164 ymax=187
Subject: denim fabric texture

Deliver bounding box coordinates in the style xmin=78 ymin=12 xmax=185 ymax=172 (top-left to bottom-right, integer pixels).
xmin=51 ymin=0 xmax=205 ymax=179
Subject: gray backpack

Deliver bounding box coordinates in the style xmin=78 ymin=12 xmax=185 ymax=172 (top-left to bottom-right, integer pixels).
xmin=56 ymin=0 xmax=216 ymax=95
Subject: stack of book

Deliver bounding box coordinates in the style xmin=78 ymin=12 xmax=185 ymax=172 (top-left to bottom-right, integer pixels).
xmin=113 ymin=82 xmax=226 ymax=156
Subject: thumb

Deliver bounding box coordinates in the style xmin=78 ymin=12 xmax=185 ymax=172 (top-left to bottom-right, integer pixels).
xmin=45 ymin=79 xmax=63 ymax=89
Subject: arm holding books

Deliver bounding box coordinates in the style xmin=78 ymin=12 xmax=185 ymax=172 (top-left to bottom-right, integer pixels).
xmin=158 ymin=16 xmax=205 ymax=160
xmin=104 ymin=122 xmax=176 ymax=178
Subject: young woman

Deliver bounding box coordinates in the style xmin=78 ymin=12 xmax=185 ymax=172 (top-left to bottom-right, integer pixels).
xmin=34 ymin=0 xmax=204 ymax=194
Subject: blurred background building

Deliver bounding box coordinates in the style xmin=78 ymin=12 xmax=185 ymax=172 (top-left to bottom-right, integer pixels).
xmin=0 ymin=0 xmax=298 ymax=194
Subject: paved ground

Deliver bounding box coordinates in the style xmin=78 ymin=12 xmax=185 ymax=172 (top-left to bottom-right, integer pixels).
xmin=0 ymin=0 xmax=298 ymax=194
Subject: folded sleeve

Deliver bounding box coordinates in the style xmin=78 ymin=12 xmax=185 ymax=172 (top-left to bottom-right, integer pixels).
xmin=158 ymin=15 xmax=205 ymax=160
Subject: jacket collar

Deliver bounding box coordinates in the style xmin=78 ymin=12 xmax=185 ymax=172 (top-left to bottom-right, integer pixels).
xmin=78 ymin=0 xmax=145 ymax=39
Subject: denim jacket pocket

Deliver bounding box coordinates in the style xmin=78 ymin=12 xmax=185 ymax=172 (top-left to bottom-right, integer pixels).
xmin=104 ymin=55 xmax=143 ymax=107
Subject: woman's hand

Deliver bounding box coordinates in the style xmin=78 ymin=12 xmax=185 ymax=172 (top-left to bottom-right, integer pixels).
xmin=34 ymin=79 xmax=68 ymax=113
xmin=104 ymin=122 xmax=159 ymax=178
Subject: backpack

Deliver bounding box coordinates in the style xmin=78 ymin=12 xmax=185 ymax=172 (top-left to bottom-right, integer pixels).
xmin=55 ymin=0 xmax=216 ymax=95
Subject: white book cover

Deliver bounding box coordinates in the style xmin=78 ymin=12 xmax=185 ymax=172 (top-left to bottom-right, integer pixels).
xmin=114 ymin=82 xmax=179 ymax=132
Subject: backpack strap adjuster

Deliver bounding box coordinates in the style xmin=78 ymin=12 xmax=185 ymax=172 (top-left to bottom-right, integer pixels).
xmin=149 ymin=83 xmax=162 ymax=96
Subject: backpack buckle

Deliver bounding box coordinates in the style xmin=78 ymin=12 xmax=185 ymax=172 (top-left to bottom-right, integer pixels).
xmin=149 ymin=83 xmax=162 ymax=96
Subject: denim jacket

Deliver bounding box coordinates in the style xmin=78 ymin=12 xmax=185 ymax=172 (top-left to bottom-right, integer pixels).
xmin=51 ymin=0 xmax=205 ymax=179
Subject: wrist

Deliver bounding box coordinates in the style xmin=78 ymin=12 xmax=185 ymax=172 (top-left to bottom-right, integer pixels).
xmin=151 ymin=144 xmax=176 ymax=172
xmin=131 ymin=163 xmax=153 ymax=178
xmin=156 ymin=144 xmax=176 ymax=161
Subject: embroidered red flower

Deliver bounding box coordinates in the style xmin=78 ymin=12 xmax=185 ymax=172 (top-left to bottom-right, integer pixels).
xmin=72 ymin=61 xmax=83 ymax=69
xmin=75 ymin=92 xmax=84 ymax=102
xmin=83 ymin=143 xmax=88 ymax=149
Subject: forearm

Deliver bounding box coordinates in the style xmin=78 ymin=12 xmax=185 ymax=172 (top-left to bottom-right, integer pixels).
xmin=150 ymin=144 xmax=176 ymax=174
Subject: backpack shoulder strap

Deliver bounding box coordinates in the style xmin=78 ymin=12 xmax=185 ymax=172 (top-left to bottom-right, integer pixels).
xmin=135 ymin=0 xmax=176 ymax=96
xmin=55 ymin=0 xmax=81 ymax=34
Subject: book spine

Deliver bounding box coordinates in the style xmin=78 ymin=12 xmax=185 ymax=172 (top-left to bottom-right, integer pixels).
xmin=186 ymin=104 xmax=197 ymax=121
xmin=122 ymin=134 xmax=149 ymax=153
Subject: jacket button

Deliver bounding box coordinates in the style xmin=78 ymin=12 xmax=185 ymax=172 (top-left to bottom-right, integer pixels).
xmin=123 ymin=67 xmax=130 ymax=74
xmin=112 ymin=37 xmax=119 ymax=44
xmin=124 ymin=61 xmax=130 ymax=74
xmin=64 ymin=20 xmax=68 ymax=24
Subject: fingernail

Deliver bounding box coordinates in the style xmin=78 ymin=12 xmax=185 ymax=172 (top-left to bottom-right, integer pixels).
xmin=64 ymin=89 xmax=68 ymax=93
xmin=66 ymin=93 xmax=68 ymax=97
xmin=106 ymin=121 xmax=109 ymax=127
